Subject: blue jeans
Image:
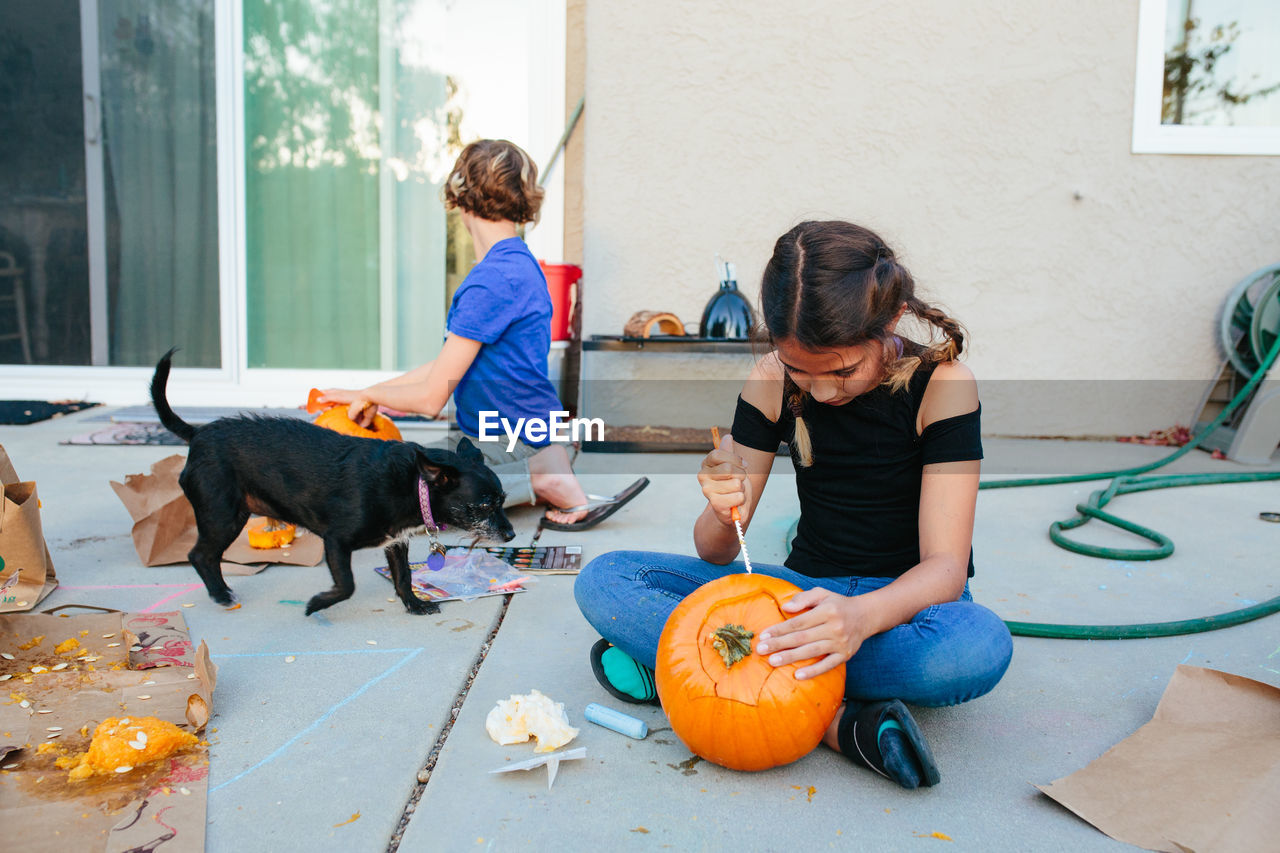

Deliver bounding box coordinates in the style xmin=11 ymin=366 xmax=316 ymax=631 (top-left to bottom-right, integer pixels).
xmin=574 ymin=550 xmax=1013 ymax=708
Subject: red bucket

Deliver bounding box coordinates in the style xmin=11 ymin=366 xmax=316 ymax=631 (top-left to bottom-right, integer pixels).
xmin=539 ymin=261 xmax=583 ymax=342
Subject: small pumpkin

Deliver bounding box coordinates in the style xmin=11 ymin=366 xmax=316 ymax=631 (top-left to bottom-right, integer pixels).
xmin=655 ymin=573 xmax=845 ymax=771
xmin=311 ymin=402 xmax=402 ymax=441
xmin=247 ymin=517 xmax=296 ymax=549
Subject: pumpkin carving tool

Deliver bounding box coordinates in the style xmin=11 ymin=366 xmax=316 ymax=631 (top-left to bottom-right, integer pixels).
xmin=710 ymin=427 xmax=752 ymax=573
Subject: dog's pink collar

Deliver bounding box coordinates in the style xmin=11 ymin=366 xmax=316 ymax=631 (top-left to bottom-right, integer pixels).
xmin=419 ymin=476 xmax=448 ymax=571
xmin=418 ymin=476 xmax=443 ymax=533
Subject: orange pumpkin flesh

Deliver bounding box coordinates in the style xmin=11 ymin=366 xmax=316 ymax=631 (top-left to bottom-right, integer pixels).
xmin=65 ymin=716 xmax=199 ymax=782
xmin=305 ymin=388 xmax=327 ymax=414
xmin=312 ymin=405 xmax=402 ymax=441
xmin=656 ymin=574 xmax=845 ymax=771
xmin=247 ymin=517 xmax=296 ymax=549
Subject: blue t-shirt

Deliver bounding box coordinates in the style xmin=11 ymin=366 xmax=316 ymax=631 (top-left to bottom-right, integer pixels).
xmin=447 ymin=237 xmax=563 ymax=446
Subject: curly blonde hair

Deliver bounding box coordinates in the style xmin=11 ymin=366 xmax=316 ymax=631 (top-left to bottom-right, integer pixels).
xmin=443 ymin=139 xmax=544 ymax=225
xmin=761 ymin=221 xmax=967 ymax=466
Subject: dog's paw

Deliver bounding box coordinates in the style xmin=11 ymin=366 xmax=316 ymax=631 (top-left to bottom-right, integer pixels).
xmin=210 ymin=590 xmax=239 ymax=609
xmin=403 ymin=595 xmax=439 ymax=616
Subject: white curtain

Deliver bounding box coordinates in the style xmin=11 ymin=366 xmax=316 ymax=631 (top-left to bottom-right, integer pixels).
xmin=100 ymin=1 xmax=220 ymax=367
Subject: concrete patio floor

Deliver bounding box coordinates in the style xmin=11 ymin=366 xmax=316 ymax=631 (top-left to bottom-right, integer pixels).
xmin=2 ymin=408 xmax=1277 ymax=852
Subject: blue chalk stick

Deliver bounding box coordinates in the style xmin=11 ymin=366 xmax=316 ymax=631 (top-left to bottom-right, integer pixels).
xmin=584 ymin=703 xmax=648 ymax=739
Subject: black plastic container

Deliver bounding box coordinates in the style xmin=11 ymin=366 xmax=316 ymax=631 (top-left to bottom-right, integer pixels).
xmin=699 ymin=278 xmax=754 ymax=339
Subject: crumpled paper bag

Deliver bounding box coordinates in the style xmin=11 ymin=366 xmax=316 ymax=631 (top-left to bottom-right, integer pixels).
xmin=110 ymin=455 xmax=322 ymax=572
xmin=1037 ymin=665 xmax=1280 ymax=852
xmin=0 ymin=443 xmax=58 ymax=612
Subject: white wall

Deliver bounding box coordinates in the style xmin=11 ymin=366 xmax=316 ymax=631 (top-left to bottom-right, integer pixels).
xmin=580 ymin=1 xmax=1280 ymax=434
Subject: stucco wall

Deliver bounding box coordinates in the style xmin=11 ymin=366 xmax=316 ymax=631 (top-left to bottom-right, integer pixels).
xmin=580 ymin=1 xmax=1280 ymax=435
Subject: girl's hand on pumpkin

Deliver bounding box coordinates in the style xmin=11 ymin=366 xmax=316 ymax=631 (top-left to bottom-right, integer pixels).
xmin=347 ymin=399 xmax=377 ymax=427
xmin=316 ymin=388 xmax=357 ymax=406
xmin=697 ymin=434 xmax=752 ymax=527
xmin=755 ymin=588 xmax=870 ymax=679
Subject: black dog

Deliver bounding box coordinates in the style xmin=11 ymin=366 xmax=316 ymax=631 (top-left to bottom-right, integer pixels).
xmin=151 ymin=349 xmax=514 ymax=616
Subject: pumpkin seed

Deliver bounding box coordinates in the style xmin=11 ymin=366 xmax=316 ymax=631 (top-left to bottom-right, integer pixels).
xmin=106 ymin=643 xmax=121 ymax=647
xmin=0 ymin=674 xmax=12 ymax=681
xmin=46 ymin=726 xmax=62 ymax=732
xmin=37 ymin=709 xmax=52 ymax=714
xmin=129 ymin=740 xmax=146 ymax=751
xmin=51 ymin=663 xmax=68 ymax=671
xmin=45 ymin=732 xmax=61 ymax=739
xmin=182 ymin=603 xmax=195 ymax=608
xmin=114 ymin=765 xmax=133 ymax=773
xmin=2 ymin=763 xmax=17 ymax=769
xmin=29 ymin=666 xmax=47 ymax=673
xmin=0 ymin=653 xmax=14 ymax=660
xmin=136 ymin=695 xmax=151 ymax=700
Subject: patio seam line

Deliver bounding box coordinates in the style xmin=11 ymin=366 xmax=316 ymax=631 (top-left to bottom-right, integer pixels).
xmin=386 ymin=592 xmax=513 ymax=853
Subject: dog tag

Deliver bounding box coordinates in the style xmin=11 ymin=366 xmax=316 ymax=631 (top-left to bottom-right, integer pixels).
xmin=426 ymin=542 xmax=447 ymax=571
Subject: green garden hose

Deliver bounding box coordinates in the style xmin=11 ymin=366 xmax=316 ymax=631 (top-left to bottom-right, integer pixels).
xmin=979 ymin=326 xmax=1280 ymax=639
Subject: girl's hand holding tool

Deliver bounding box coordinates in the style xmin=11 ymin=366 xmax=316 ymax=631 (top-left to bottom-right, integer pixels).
xmin=698 ymin=430 xmax=753 ymax=529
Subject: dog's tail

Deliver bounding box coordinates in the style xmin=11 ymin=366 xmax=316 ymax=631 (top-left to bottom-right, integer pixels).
xmin=151 ymin=347 xmax=196 ymax=443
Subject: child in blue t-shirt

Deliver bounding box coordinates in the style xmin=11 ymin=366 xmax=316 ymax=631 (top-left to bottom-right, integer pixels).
xmin=318 ymin=139 xmax=646 ymax=529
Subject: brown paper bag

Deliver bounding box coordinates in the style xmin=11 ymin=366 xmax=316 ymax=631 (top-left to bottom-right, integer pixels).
xmin=0 ymin=444 xmax=59 ymax=612
xmin=109 ymin=455 xmax=199 ymax=566
xmin=110 ymin=455 xmax=323 ymax=570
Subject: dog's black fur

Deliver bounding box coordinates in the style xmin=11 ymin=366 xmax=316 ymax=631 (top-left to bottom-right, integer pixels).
xmin=151 ymin=349 xmax=514 ymax=616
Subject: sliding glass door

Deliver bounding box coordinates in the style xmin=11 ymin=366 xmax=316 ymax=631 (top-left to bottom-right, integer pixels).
xmin=0 ymin=0 xmax=220 ymax=368
xmin=0 ymin=0 xmax=563 ymax=395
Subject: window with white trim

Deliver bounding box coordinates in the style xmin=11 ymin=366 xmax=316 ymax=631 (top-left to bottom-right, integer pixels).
xmin=1133 ymin=0 xmax=1280 ymax=155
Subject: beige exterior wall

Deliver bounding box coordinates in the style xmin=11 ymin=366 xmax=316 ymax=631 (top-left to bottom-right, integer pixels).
xmin=579 ymin=1 xmax=1280 ymax=434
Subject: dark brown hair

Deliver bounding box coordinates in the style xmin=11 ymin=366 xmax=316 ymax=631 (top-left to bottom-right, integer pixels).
xmin=443 ymin=139 xmax=544 ymax=225
xmin=760 ymin=220 xmax=966 ymax=465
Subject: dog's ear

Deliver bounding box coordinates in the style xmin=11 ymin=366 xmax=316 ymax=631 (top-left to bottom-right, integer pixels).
xmin=416 ymin=447 xmax=462 ymax=488
xmin=454 ymin=437 xmax=484 ymax=465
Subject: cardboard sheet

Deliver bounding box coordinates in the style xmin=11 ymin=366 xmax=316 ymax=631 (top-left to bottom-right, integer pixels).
xmin=0 ymin=610 xmax=216 ymax=853
xmin=1037 ymin=665 xmax=1280 ymax=852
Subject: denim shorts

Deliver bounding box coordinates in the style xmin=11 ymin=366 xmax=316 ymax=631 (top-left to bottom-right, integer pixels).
xmin=451 ymin=432 xmax=541 ymax=507
xmin=574 ymin=550 xmax=1013 ymax=708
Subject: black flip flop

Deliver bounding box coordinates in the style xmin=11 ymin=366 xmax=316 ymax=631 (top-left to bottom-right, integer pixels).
xmin=541 ymin=477 xmax=650 ymax=531
xmin=837 ymin=699 xmax=940 ymax=787
xmin=589 ymin=639 xmax=660 ymax=705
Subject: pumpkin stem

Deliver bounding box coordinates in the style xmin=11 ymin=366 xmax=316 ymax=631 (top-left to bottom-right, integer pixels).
xmin=710 ymin=624 xmax=755 ymax=669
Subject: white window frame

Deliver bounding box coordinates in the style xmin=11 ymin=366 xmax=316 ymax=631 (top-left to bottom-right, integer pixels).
xmin=1133 ymin=0 xmax=1280 ymax=155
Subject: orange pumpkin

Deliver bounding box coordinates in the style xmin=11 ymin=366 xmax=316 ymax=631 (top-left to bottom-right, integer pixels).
xmin=655 ymin=574 xmax=845 ymax=771
xmin=312 ymin=404 xmax=402 ymax=441
xmin=247 ymin=517 xmax=296 ymax=549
